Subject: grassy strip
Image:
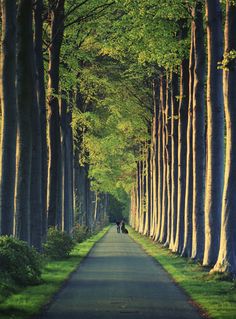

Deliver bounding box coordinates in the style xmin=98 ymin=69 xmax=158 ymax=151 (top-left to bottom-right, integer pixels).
xmin=128 ymin=227 xmax=236 ymax=319
xmin=0 ymin=226 xmax=110 ymax=319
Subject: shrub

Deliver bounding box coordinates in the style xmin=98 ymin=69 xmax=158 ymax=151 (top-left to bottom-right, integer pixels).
xmin=43 ymin=228 xmax=75 ymax=260
xmin=72 ymin=224 xmax=88 ymax=243
xmin=0 ymin=236 xmax=42 ymax=286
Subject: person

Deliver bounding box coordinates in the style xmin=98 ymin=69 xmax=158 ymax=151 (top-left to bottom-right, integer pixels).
xmin=116 ymin=220 xmax=120 ymax=233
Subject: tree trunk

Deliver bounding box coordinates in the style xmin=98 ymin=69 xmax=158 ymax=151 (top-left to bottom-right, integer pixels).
xmin=164 ymin=73 xmax=172 ymax=247
xmin=47 ymin=0 xmax=64 ymax=228
xmin=15 ymin=0 xmax=34 ymax=243
xmin=30 ymin=52 xmax=42 ymax=250
xmin=173 ymin=57 xmax=189 ymax=254
xmin=191 ymin=2 xmax=206 ymax=261
xmin=203 ymin=0 xmax=224 ymax=266
xmin=155 ymin=75 xmax=164 ymax=241
xmin=144 ymin=147 xmax=151 ymax=236
xmin=213 ymin=1 xmax=236 ymax=275
xmin=150 ymin=79 xmax=159 ymax=238
xmin=0 ymin=0 xmax=17 ymax=235
xmin=159 ymin=74 xmax=167 ymax=244
xmin=182 ymin=18 xmax=195 ymax=257
xmin=169 ymin=72 xmax=179 ymax=250
xmin=34 ymin=0 xmax=48 ymax=240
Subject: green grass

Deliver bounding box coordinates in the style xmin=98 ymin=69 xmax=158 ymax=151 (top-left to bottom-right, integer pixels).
xmin=0 ymin=226 xmax=110 ymax=319
xmin=128 ymin=227 xmax=236 ymax=319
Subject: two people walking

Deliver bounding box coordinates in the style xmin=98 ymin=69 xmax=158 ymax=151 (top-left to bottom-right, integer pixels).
xmin=116 ymin=220 xmax=128 ymax=234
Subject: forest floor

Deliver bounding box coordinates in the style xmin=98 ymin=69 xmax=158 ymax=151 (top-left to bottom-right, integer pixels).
xmin=128 ymin=227 xmax=236 ymax=319
xmin=0 ymin=227 xmax=110 ymax=319
xmin=35 ymin=226 xmax=203 ymax=319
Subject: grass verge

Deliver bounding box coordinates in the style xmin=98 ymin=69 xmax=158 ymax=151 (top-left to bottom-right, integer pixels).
xmin=0 ymin=226 xmax=110 ymax=319
xmin=128 ymin=227 xmax=236 ymax=319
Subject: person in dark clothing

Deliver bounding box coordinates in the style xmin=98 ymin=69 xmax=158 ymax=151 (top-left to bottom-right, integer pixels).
xmin=116 ymin=221 xmax=120 ymax=233
xmin=120 ymin=220 xmax=128 ymax=234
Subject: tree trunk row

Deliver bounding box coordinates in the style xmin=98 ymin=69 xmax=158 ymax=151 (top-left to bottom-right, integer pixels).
xmin=130 ymin=0 xmax=236 ymax=275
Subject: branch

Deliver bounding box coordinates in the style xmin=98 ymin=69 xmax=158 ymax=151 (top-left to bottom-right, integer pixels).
xmin=64 ymin=1 xmax=115 ymax=29
xmin=64 ymin=0 xmax=90 ymax=19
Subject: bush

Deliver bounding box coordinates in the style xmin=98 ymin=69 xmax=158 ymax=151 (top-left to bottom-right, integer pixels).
xmin=0 ymin=236 xmax=42 ymax=286
xmin=43 ymin=228 xmax=75 ymax=260
xmin=72 ymin=224 xmax=89 ymax=243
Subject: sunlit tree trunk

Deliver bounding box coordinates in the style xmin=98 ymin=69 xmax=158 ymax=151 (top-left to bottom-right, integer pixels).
xmin=203 ymin=0 xmax=224 ymax=266
xmin=15 ymin=0 xmax=34 ymax=243
xmin=191 ymin=2 xmax=206 ymax=261
xmin=34 ymin=0 xmax=48 ymax=240
xmin=213 ymin=1 xmax=236 ymax=275
xmin=135 ymin=162 xmax=140 ymax=231
xmin=164 ymin=73 xmax=172 ymax=247
xmin=0 ymin=0 xmax=17 ymax=235
xmin=169 ymin=72 xmax=179 ymax=250
xmin=182 ymin=18 xmax=195 ymax=257
xmin=173 ymin=21 xmax=189 ymax=254
xmin=144 ymin=147 xmax=151 ymax=236
xmin=150 ymin=79 xmax=159 ymax=238
xmin=173 ymin=57 xmax=189 ymax=253
xmin=155 ymin=75 xmax=164 ymax=241
xmin=47 ymin=0 xmax=64 ymax=227
xmin=159 ymin=74 xmax=167 ymax=244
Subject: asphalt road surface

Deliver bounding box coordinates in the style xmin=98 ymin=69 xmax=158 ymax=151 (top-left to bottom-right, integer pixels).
xmin=38 ymin=226 xmax=203 ymax=319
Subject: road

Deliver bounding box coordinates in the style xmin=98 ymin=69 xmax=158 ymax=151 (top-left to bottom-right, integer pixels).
xmin=38 ymin=226 xmax=203 ymax=319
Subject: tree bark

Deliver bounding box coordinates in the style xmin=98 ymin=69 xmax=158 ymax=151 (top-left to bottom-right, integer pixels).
xmin=0 ymin=0 xmax=17 ymax=235
xmin=155 ymin=77 xmax=163 ymax=241
xmin=173 ymin=57 xmax=189 ymax=254
xmin=213 ymin=1 xmax=236 ymax=275
xmin=203 ymin=0 xmax=224 ymax=266
xmin=164 ymin=73 xmax=172 ymax=247
xmin=191 ymin=2 xmax=206 ymax=261
xmin=182 ymin=18 xmax=195 ymax=257
xmin=159 ymin=74 xmax=167 ymax=244
xmin=150 ymin=79 xmax=159 ymax=238
xmin=34 ymin=0 xmax=48 ymax=240
xmin=15 ymin=0 xmax=34 ymax=243
xmin=47 ymin=0 xmax=64 ymax=228
xmin=169 ymin=72 xmax=179 ymax=250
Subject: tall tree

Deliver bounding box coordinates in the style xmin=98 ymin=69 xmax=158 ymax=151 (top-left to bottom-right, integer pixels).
xmin=169 ymin=72 xmax=179 ymax=250
xmin=61 ymin=92 xmax=74 ymax=233
xmin=191 ymin=1 xmax=206 ymax=261
xmin=203 ymin=0 xmax=224 ymax=266
xmin=47 ymin=0 xmax=65 ymax=227
xmin=15 ymin=0 xmax=34 ymax=243
xmin=159 ymin=74 xmax=167 ymax=244
xmin=0 ymin=0 xmax=17 ymax=235
xmin=34 ymin=0 xmax=48 ymax=239
xmin=213 ymin=1 xmax=236 ymax=275
xmin=182 ymin=17 xmax=194 ymax=258
xmin=155 ymin=76 xmax=163 ymax=241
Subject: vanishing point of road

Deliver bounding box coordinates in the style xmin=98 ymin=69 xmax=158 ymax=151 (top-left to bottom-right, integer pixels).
xmin=38 ymin=226 xmax=203 ymax=319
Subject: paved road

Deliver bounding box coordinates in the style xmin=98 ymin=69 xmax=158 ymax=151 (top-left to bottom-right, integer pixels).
xmin=38 ymin=226 xmax=203 ymax=319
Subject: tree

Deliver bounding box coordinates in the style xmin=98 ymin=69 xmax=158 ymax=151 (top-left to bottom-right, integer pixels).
xmin=191 ymin=1 xmax=206 ymax=261
xmin=169 ymin=72 xmax=179 ymax=250
xmin=34 ymin=0 xmax=48 ymax=239
xmin=0 ymin=0 xmax=17 ymax=235
xmin=15 ymin=0 xmax=34 ymax=243
xmin=182 ymin=16 xmax=194 ymax=258
xmin=47 ymin=0 xmax=65 ymax=228
xmin=213 ymin=1 xmax=236 ymax=275
xmin=173 ymin=26 xmax=189 ymax=254
xmin=203 ymin=0 xmax=224 ymax=266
